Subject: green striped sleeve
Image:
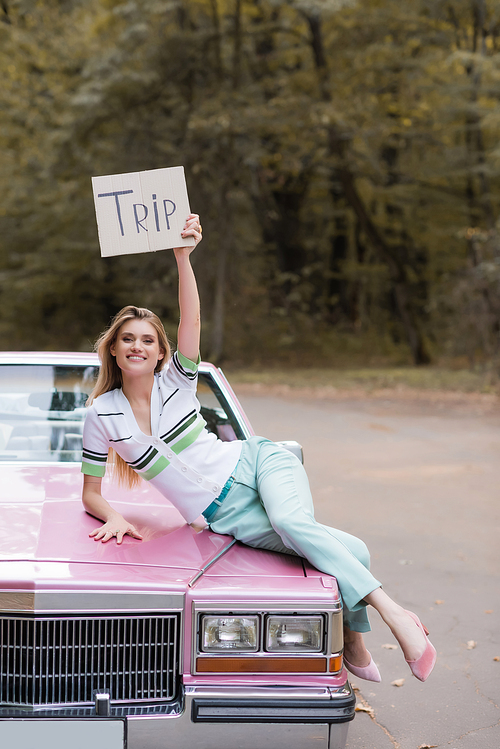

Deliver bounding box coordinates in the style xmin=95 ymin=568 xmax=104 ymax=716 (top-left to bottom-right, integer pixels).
xmin=177 ymin=350 xmax=201 ymax=372
xmin=81 ymin=461 xmax=106 ymax=478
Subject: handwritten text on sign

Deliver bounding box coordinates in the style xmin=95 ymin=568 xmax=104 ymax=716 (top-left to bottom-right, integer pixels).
xmin=91 ymin=166 xmax=195 ymax=257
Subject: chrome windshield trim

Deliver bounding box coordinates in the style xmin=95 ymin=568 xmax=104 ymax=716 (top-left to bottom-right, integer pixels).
xmin=209 ymin=367 xmax=254 ymax=440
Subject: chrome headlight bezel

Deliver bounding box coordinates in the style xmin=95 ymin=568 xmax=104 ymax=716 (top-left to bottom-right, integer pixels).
xmin=194 ymin=607 xmax=342 ymax=674
xmin=199 ymin=614 xmax=259 ymax=652
xmin=265 ymin=614 xmax=325 ymax=653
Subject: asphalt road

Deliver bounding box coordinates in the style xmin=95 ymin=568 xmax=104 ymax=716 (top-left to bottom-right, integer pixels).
xmin=236 ymin=389 xmax=500 ymax=749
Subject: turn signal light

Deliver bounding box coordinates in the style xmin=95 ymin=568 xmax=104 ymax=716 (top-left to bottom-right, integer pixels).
xmin=196 ymin=656 xmax=328 ymax=673
xmin=329 ymin=655 xmax=343 ymax=672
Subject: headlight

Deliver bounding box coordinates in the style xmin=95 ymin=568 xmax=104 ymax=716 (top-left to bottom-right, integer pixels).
xmin=200 ymin=615 xmax=259 ymax=652
xmin=266 ymin=616 xmax=324 ymax=652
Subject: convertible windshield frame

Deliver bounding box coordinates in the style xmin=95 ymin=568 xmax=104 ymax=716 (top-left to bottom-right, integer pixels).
xmin=0 ymin=354 xmax=252 ymax=464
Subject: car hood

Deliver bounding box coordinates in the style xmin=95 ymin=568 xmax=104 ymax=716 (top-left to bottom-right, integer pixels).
xmin=0 ymin=464 xmax=306 ymax=593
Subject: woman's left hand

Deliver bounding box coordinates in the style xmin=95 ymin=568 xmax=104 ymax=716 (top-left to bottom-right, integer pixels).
xmin=173 ymin=213 xmax=202 ymax=256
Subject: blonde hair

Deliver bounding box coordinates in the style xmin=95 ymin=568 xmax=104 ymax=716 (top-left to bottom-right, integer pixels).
xmin=88 ymin=306 xmax=171 ymax=489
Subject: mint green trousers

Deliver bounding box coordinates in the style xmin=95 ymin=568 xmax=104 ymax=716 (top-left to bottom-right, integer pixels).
xmin=209 ymin=437 xmax=381 ymax=633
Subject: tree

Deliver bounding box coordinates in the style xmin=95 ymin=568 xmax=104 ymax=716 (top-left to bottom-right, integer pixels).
xmin=1 ymin=0 xmax=499 ymax=367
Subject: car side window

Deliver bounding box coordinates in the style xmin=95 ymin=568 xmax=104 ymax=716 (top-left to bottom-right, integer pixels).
xmin=197 ymin=372 xmax=246 ymax=441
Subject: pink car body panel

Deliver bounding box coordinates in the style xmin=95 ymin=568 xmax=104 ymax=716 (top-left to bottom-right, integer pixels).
xmin=0 ymin=351 xmax=354 ymax=749
xmin=0 ymin=462 xmax=344 ymax=688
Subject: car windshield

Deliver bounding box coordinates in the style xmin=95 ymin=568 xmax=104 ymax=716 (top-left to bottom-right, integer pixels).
xmin=0 ymin=364 xmax=99 ymax=462
xmin=0 ymin=363 xmax=242 ymax=462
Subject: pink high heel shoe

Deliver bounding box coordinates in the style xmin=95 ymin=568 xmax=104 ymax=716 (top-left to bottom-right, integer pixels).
xmin=344 ymin=651 xmax=381 ymax=683
xmin=404 ymin=610 xmax=437 ymax=682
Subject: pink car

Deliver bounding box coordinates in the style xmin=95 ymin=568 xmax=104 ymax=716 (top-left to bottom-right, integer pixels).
xmin=0 ymin=353 xmax=355 ymax=749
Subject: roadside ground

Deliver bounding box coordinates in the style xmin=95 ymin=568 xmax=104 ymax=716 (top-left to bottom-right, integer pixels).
xmin=235 ymin=383 xmax=500 ymax=749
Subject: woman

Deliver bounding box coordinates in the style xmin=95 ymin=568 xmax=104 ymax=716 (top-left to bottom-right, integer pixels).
xmin=82 ymin=213 xmax=436 ymax=683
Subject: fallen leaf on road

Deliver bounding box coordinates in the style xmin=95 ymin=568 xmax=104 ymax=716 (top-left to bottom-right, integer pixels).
xmin=355 ymin=704 xmax=374 ymax=717
xmin=493 ymin=656 xmax=500 ymax=662
xmin=382 ymin=643 xmax=397 ymax=650
xmin=368 ymin=423 xmax=394 ymax=433
xmin=434 ymin=599 xmax=444 ymax=605
xmin=391 ymin=678 xmax=405 ymax=687
xmin=466 ymin=640 xmax=476 ymax=650
xmin=418 ymin=744 xmax=437 ymax=748
xmin=484 ymin=610 xmax=493 ymax=614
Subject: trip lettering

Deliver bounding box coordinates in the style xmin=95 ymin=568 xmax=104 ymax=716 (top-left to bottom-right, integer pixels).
xmin=97 ymin=190 xmax=177 ymax=236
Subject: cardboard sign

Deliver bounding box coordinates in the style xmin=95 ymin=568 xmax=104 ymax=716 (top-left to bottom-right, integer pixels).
xmin=91 ymin=166 xmax=195 ymax=257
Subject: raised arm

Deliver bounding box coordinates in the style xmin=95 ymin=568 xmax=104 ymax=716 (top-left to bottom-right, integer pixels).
xmin=173 ymin=213 xmax=203 ymax=362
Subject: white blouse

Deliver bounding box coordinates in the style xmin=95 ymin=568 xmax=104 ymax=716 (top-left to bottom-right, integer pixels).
xmin=82 ymin=351 xmax=242 ymax=523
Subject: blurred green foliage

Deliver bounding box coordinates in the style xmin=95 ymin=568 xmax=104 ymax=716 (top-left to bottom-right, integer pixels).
xmin=0 ymin=0 xmax=499 ymax=368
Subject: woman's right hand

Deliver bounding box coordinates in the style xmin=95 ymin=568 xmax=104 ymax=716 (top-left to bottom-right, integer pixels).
xmin=89 ymin=516 xmax=143 ymax=545
xmin=83 ymin=475 xmax=143 ymax=545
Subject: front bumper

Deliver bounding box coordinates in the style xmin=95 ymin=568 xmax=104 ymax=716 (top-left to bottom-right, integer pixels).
xmin=0 ymin=683 xmax=356 ymax=749
xmin=188 ymin=684 xmax=355 ymax=723
xmin=129 ymin=684 xmax=355 ymax=749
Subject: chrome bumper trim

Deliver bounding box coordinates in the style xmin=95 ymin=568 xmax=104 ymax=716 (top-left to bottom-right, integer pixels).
xmin=0 ymin=684 xmax=354 ymax=749
xmin=0 ymin=590 xmax=184 ymax=613
xmin=192 ymin=697 xmax=354 ymax=723
xmin=189 ymin=684 xmax=355 ymax=723
xmin=126 ymin=684 xmax=354 ymax=749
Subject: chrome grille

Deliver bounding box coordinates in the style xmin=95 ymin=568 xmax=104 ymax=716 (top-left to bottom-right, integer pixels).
xmin=0 ymin=614 xmax=180 ymax=706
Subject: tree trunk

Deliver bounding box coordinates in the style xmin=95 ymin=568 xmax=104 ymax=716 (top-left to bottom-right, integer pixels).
xmin=304 ymin=10 xmax=431 ymax=364
xmin=463 ymin=0 xmax=499 ymax=341
xmin=209 ymin=0 xmax=223 ymax=81
xmin=210 ymin=226 xmax=230 ymax=363
xmin=232 ymin=0 xmax=242 ymax=90
xmin=329 ymin=129 xmax=430 ymax=364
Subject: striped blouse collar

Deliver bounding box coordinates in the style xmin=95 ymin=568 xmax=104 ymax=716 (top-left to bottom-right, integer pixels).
xmin=117 ymin=374 xmax=161 ymax=444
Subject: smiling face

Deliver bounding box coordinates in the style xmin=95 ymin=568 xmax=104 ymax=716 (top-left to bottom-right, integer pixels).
xmin=110 ymin=319 xmax=165 ymax=377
